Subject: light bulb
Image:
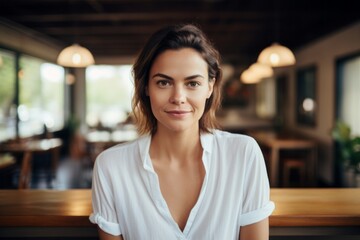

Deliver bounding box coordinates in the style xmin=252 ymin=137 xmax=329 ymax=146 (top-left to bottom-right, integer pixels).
xmin=270 ymin=53 xmax=280 ymax=65
xmin=72 ymin=53 xmax=82 ymax=65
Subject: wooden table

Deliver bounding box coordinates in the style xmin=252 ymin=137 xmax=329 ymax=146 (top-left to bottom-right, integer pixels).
xmin=0 ymin=138 xmax=62 ymax=189
xmin=0 ymin=189 xmax=359 ymax=239
xmin=250 ymin=131 xmax=317 ymax=187
xmin=0 ymin=154 xmax=16 ymax=170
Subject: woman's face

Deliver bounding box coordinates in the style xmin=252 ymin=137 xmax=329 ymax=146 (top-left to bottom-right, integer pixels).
xmin=147 ymin=48 xmax=214 ymax=134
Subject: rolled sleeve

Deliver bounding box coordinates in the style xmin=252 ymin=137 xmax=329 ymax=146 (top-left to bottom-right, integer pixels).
xmin=89 ymin=213 xmax=121 ymax=236
xmin=239 ymin=138 xmax=275 ymax=226
xmin=89 ymin=154 xmax=122 ymax=236
xmin=239 ymin=201 xmax=275 ymax=226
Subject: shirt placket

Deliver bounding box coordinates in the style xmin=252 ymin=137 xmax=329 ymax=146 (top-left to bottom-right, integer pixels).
xmin=181 ymin=150 xmax=210 ymax=237
xmin=145 ymin=154 xmax=186 ymax=238
xmin=141 ymin=134 xmax=212 ymax=239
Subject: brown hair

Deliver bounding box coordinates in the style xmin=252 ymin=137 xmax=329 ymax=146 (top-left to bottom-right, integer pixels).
xmin=132 ymin=24 xmax=223 ymax=135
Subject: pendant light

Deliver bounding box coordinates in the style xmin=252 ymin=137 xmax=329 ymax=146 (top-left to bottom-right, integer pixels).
xmin=57 ymin=1 xmax=95 ymax=68
xmin=257 ymin=0 xmax=295 ymax=67
xmin=257 ymin=42 xmax=295 ymax=67
xmin=241 ymin=68 xmax=261 ymax=84
xmin=249 ymin=62 xmax=274 ymax=78
xmin=240 ymin=62 xmax=274 ymax=84
xmin=57 ymin=43 xmax=95 ymax=68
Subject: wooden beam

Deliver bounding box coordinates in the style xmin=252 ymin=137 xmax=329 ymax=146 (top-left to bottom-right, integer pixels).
xmin=10 ymin=11 xmax=273 ymax=22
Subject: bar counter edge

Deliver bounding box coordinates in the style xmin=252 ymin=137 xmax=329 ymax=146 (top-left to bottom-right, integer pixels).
xmin=0 ymin=188 xmax=360 ymax=239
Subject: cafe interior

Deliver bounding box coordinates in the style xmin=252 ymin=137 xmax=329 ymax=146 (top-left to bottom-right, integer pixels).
xmin=0 ymin=0 xmax=359 ymax=239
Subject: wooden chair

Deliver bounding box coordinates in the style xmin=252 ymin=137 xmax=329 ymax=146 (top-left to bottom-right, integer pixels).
xmin=0 ymin=154 xmax=17 ymax=188
xmin=283 ymin=158 xmax=307 ymax=187
xmin=18 ymin=152 xmax=32 ymax=189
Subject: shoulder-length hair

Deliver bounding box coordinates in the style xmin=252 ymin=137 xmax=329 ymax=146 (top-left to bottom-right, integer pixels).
xmin=132 ymin=24 xmax=223 ymax=135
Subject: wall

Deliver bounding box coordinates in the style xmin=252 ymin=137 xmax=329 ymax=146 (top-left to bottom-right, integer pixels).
xmin=0 ymin=19 xmax=63 ymax=62
xmin=280 ymin=21 xmax=360 ymax=184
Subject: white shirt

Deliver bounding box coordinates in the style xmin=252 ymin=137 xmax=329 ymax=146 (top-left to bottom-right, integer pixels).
xmin=90 ymin=130 xmax=275 ymax=239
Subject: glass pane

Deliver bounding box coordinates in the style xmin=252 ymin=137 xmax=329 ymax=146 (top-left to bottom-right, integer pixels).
xmin=86 ymin=65 xmax=134 ymax=129
xmin=19 ymin=55 xmax=65 ymax=137
xmin=296 ymin=66 xmax=317 ymax=126
xmin=256 ymin=77 xmax=276 ymax=119
xmin=338 ymin=55 xmax=360 ymax=135
xmin=0 ymin=49 xmax=16 ymax=141
xmin=41 ymin=63 xmax=65 ymax=131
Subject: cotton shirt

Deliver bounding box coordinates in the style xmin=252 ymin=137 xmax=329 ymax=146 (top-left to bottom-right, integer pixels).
xmin=90 ymin=130 xmax=275 ymax=239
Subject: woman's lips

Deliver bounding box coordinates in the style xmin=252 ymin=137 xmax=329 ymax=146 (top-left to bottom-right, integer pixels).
xmin=165 ymin=110 xmax=191 ymax=118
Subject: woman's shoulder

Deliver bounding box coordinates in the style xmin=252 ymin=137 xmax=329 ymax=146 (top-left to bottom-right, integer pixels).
xmin=209 ymin=130 xmax=263 ymax=169
xmin=212 ymin=129 xmax=257 ymax=145
xmin=209 ymin=130 xmax=260 ymax=156
xmin=94 ymin=135 xmax=148 ymax=167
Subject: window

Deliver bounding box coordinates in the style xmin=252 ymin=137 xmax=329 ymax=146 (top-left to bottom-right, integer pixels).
xmin=41 ymin=63 xmax=65 ymax=131
xmin=0 ymin=49 xmax=16 ymax=141
xmin=86 ymin=65 xmax=134 ymax=129
xmin=296 ymin=66 xmax=317 ymax=127
xmin=336 ymin=54 xmax=360 ymax=135
xmin=18 ymin=55 xmax=65 ymax=137
xmin=256 ymin=77 xmax=276 ymax=119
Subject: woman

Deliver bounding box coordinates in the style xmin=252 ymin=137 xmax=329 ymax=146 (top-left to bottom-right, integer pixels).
xmin=90 ymin=24 xmax=274 ymax=240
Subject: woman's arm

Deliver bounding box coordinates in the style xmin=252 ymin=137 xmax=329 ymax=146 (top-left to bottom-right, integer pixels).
xmin=239 ymin=218 xmax=269 ymax=240
xmin=98 ymin=227 xmax=123 ymax=240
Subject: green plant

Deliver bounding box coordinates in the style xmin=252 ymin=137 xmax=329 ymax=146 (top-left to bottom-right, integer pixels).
xmin=66 ymin=115 xmax=80 ymax=137
xmin=332 ymin=121 xmax=360 ymax=172
xmin=351 ymin=137 xmax=360 ymax=172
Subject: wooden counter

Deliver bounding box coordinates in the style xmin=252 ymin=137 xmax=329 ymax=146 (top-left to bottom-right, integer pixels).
xmin=270 ymin=188 xmax=360 ymax=227
xmin=0 ymin=189 xmax=360 ymax=239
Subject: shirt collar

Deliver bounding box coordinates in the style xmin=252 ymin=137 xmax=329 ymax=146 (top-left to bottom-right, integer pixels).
xmin=137 ymin=134 xmax=153 ymax=171
xmin=138 ymin=131 xmax=215 ymax=171
xmin=200 ymin=130 xmax=214 ymax=155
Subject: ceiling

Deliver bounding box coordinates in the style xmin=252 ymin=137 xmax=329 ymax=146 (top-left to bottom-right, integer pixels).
xmin=0 ymin=0 xmax=359 ymax=65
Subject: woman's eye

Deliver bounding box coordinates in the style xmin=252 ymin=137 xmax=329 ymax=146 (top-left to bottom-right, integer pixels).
xmin=157 ymin=80 xmax=171 ymax=87
xmin=187 ymin=81 xmax=200 ymax=88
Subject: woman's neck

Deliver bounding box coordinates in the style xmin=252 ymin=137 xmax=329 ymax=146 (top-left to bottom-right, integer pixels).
xmin=150 ymin=128 xmax=202 ymax=166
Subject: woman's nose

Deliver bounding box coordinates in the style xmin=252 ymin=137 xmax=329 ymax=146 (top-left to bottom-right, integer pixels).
xmin=170 ymin=86 xmax=186 ymax=104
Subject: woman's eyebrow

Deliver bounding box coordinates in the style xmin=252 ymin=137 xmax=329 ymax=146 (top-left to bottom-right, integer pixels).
xmin=151 ymin=73 xmax=173 ymax=79
xmin=151 ymin=73 xmax=205 ymax=80
xmin=184 ymin=74 xmax=205 ymax=80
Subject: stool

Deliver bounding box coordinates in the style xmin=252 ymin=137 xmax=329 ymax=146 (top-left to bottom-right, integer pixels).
xmin=0 ymin=154 xmax=17 ymax=188
xmin=283 ymin=158 xmax=306 ymax=187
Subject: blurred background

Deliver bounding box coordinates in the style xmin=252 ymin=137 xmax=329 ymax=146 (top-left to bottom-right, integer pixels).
xmin=0 ymin=0 xmax=359 ymax=190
